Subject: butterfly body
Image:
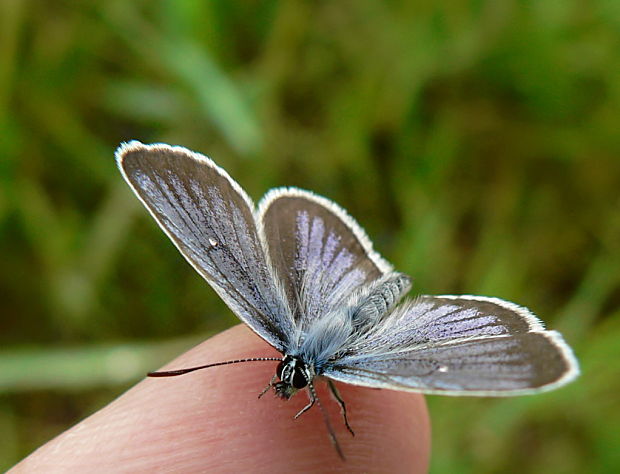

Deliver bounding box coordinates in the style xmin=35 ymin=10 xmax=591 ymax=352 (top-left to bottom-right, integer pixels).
xmin=271 ymin=271 xmax=411 ymax=398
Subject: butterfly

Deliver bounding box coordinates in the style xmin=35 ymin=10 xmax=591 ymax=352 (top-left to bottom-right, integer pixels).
xmin=116 ymin=141 xmax=579 ymax=458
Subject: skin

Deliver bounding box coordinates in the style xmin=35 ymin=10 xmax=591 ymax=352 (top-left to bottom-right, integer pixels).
xmin=11 ymin=325 xmax=431 ymax=473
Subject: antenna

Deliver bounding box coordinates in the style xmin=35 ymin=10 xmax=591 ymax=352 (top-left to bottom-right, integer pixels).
xmin=148 ymin=357 xmax=281 ymax=377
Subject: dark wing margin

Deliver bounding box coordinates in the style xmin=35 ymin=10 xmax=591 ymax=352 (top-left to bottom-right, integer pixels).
xmin=325 ymin=295 xmax=579 ymax=395
xmin=116 ymin=141 xmax=292 ymax=351
xmin=257 ymin=187 xmax=393 ymax=331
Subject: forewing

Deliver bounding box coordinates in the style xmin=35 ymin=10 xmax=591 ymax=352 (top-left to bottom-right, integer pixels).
xmin=325 ymin=296 xmax=579 ymax=395
xmin=257 ymin=188 xmax=393 ymax=332
xmin=116 ymin=142 xmax=292 ymax=351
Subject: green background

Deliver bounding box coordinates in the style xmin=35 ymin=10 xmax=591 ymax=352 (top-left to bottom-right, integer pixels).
xmin=1 ymin=1 xmax=619 ymax=472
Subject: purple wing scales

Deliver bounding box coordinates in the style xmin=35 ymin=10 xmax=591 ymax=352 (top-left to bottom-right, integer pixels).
xmin=257 ymin=188 xmax=393 ymax=338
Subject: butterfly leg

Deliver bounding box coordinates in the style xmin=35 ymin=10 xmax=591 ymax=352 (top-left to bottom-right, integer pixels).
xmin=328 ymin=379 xmax=355 ymax=437
xmin=294 ymin=388 xmax=316 ymax=419
xmin=308 ymin=382 xmax=345 ymax=459
xmin=258 ymin=374 xmax=277 ymax=399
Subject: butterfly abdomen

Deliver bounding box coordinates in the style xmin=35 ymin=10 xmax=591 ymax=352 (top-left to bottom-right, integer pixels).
xmin=349 ymin=273 xmax=412 ymax=330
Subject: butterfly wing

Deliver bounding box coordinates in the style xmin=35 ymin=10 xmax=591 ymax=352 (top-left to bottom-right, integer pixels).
xmin=325 ymin=296 xmax=579 ymax=395
xmin=257 ymin=188 xmax=393 ymax=336
xmin=116 ymin=142 xmax=292 ymax=351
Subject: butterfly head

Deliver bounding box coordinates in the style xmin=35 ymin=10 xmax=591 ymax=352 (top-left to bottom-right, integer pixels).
xmin=274 ymin=355 xmax=312 ymax=399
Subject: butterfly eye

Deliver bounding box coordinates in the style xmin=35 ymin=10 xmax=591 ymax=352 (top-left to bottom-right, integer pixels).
xmin=292 ymin=367 xmax=308 ymax=389
xmin=276 ymin=361 xmax=285 ymax=380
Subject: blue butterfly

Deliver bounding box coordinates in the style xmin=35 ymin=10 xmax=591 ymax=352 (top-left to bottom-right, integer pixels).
xmin=116 ymin=141 xmax=579 ymax=458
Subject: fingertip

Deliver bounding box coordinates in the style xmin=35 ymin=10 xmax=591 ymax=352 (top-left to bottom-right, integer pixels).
xmin=332 ymin=382 xmax=431 ymax=472
xmin=13 ymin=325 xmax=431 ymax=473
xmin=191 ymin=326 xmax=431 ymax=472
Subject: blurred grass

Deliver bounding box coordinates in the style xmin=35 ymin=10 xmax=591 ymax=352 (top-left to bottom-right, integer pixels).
xmin=1 ymin=0 xmax=619 ymax=471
